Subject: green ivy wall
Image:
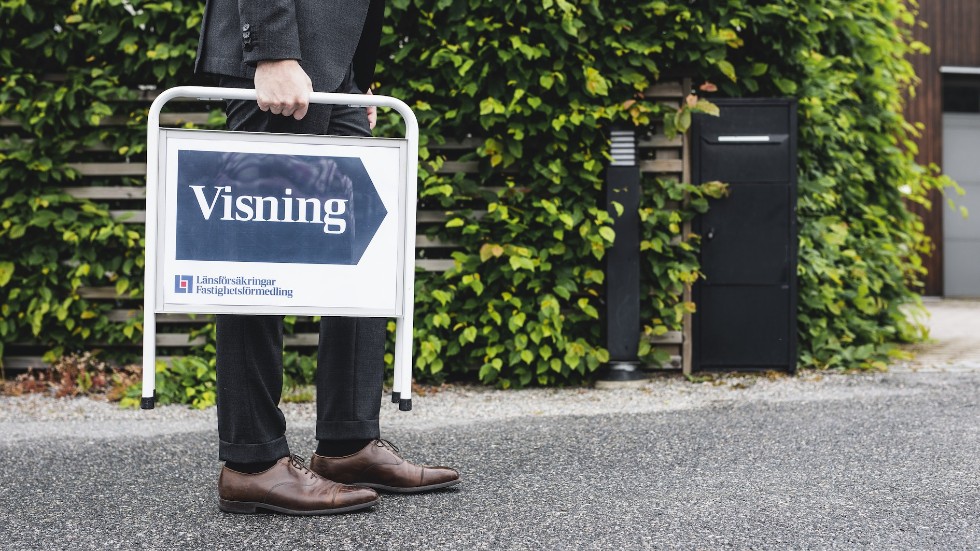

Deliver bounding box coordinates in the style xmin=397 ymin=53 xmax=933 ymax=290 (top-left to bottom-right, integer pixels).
xmin=0 ymin=0 xmax=949 ymax=390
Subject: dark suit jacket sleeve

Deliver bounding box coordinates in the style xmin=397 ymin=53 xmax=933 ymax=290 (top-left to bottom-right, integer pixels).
xmin=239 ymin=0 xmax=303 ymax=66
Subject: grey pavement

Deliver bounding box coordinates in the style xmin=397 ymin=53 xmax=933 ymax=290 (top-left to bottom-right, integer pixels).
xmin=898 ymin=298 xmax=980 ymax=372
xmin=1 ymin=298 xmax=978 ymax=550
xmin=0 ymin=369 xmax=977 ymax=550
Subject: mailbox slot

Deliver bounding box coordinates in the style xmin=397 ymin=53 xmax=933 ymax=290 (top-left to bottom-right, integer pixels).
xmin=699 ymin=134 xmax=791 ymax=183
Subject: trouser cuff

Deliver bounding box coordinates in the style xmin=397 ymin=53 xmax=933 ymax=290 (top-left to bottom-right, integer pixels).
xmin=316 ymin=419 xmax=381 ymax=441
xmin=218 ymin=435 xmax=290 ymax=463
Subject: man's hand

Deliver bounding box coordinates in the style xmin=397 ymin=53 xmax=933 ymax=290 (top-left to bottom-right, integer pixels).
xmin=254 ymin=60 xmax=313 ymax=120
xmin=366 ymin=88 xmax=377 ymax=130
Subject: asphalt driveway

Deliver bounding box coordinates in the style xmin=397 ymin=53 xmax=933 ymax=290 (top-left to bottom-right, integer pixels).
xmin=0 ymin=369 xmax=977 ymax=550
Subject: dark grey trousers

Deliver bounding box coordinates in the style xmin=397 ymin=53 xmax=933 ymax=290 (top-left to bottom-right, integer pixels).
xmin=215 ymin=74 xmax=386 ymax=463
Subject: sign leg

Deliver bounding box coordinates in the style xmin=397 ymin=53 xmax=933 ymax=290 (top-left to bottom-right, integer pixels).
xmin=142 ymin=108 xmax=160 ymax=411
xmin=395 ymin=316 xmax=413 ymax=411
xmin=392 ymin=319 xmax=403 ymax=403
xmin=141 ymin=313 xmax=156 ymax=409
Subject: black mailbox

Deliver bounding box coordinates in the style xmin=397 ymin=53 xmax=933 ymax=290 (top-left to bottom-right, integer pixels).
xmin=691 ymin=99 xmax=798 ymax=372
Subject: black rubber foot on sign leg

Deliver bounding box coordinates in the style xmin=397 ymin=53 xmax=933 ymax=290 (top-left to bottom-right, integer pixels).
xmin=398 ymin=398 xmax=412 ymax=412
xmin=391 ymin=391 xmax=400 ymax=403
xmin=140 ymin=396 xmax=156 ymax=410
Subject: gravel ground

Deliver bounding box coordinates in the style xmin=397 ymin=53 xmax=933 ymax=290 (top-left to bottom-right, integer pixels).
xmin=0 ymin=370 xmax=921 ymax=444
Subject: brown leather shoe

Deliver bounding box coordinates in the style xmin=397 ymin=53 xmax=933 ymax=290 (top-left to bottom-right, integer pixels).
xmin=310 ymin=439 xmax=461 ymax=493
xmin=218 ymin=455 xmax=379 ymax=515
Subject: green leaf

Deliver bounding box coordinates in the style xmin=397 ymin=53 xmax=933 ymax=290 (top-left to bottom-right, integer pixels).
xmin=599 ymin=226 xmax=615 ymax=243
xmin=717 ymin=60 xmax=737 ymax=82
xmin=0 ymin=262 xmax=14 ymax=287
xmin=773 ymin=77 xmax=798 ymax=94
xmin=584 ymin=67 xmax=609 ymax=96
xmin=675 ymin=108 xmax=692 ymax=133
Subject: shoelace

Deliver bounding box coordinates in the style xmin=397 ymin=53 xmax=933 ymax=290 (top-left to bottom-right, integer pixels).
xmin=376 ymin=438 xmax=402 ymax=456
xmin=289 ymin=454 xmax=321 ymax=480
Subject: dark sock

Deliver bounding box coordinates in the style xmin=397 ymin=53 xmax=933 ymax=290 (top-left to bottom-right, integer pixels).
xmin=224 ymin=459 xmax=279 ymax=474
xmin=316 ymin=438 xmax=373 ymax=457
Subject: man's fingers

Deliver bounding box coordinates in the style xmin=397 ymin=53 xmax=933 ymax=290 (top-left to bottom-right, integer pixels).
xmin=258 ymin=96 xmax=306 ymax=118
xmin=367 ymin=105 xmax=377 ymax=129
xmin=254 ymin=60 xmax=313 ymax=119
xmin=293 ymin=102 xmax=309 ymax=120
xmin=365 ymin=88 xmax=376 ymax=129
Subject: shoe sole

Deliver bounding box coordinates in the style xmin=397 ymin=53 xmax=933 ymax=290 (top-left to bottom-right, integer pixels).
xmin=353 ymin=478 xmax=461 ymax=493
xmin=218 ymin=497 xmax=379 ymax=515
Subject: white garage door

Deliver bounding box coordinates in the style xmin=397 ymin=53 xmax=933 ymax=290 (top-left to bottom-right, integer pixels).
xmin=943 ymin=113 xmax=980 ymax=297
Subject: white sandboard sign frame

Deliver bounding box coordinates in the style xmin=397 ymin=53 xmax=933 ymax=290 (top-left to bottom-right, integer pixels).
xmin=142 ymin=86 xmax=419 ymax=411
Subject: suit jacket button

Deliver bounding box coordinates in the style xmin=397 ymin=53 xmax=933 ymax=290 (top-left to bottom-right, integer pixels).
xmin=243 ymin=31 xmax=250 ymax=39
xmin=242 ymin=23 xmax=250 ymax=31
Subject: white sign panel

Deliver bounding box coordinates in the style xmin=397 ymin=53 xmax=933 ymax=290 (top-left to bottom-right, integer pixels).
xmin=155 ymin=129 xmax=407 ymax=317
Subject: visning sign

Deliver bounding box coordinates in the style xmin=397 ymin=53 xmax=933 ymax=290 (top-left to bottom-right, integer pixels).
xmin=142 ymin=87 xmax=421 ymax=412
xmin=156 ymin=130 xmax=407 ymax=317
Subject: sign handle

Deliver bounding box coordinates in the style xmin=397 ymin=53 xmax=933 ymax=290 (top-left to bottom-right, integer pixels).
xmin=142 ymin=86 xmax=419 ymax=411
